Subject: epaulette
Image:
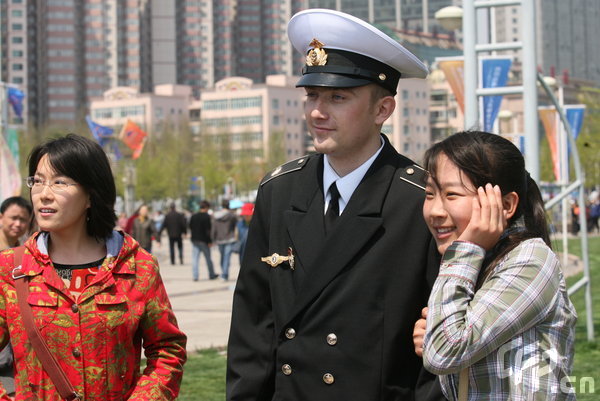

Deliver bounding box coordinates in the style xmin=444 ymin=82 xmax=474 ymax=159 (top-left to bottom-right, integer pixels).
xmin=260 ymin=156 xmax=310 ymax=186
xmin=398 ymin=164 xmax=426 ymax=190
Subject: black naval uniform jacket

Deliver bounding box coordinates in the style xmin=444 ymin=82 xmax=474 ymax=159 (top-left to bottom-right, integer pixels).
xmin=227 ymin=136 xmax=443 ymax=401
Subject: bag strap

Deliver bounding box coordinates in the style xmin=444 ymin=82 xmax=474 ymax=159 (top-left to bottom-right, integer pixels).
xmin=458 ymin=367 xmax=469 ymax=401
xmin=12 ymin=247 xmax=81 ymax=401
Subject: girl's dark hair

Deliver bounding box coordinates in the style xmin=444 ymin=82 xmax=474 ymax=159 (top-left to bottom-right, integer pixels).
xmin=422 ymin=131 xmax=550 ymax=265
xmin=27 ymin=134 xmax=117 ymax=241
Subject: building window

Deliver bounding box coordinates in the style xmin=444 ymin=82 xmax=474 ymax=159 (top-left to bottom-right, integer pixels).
xmin=12 ymin=64 xmax=23 ymax=71
xmin=272 ymin=99 xmax=279 ymax=109
xmin=12 ymin=50 xmax=23 ymax=57
xmin=273 ymin=115 xmax=279 ymax=125
xmin=403 ymin=107 xmax=409 ymax=117
xmin=403 ymin=143 xmax=410 ymax=152
xmin=11 ymin=9 xmax=23 ymax=17
xmin=403 ymin=125 xmax=409 ymax=135
xmin=402 ymin=90 xmax=409 ymax=100
xmin=11 ymin=37 xmax=23 ymax=44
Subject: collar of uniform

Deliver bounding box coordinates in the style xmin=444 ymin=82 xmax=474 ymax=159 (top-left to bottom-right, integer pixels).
xmin=323 ymin=135 xmax=384 ymax=213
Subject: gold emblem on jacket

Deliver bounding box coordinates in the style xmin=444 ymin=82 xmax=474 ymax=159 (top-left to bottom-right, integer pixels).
xmin=261 ymin=248 xmax=295 ymax=270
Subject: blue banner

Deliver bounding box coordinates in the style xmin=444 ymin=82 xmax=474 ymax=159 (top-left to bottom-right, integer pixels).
xmin=565 ymin=105 xmax=585 ymax=157
xmin=565 ymin=106 xmax=585 ymax=140
xmin=481 ymin=57 xmax=512 ymax=132
xmin=85 ymin=115 xmax=114 ymax=147
xmin=7 ymin=87 xmax=25 ymax=118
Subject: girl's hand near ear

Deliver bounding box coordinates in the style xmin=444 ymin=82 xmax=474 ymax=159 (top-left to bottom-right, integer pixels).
xmin=458 ymin=183 xmax=507 ymax=250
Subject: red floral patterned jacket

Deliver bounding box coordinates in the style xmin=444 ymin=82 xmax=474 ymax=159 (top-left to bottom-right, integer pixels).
xmin=0 ymin=231 xmax=187 ymax=400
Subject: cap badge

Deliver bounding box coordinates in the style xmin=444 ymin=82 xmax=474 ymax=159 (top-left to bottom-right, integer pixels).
xmin=379 ymin=73 xmax=387 ymax=81
xmin=306 ymin=38 xmax=328 ymax=67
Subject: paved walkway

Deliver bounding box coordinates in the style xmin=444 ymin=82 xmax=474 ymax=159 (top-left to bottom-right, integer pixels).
xmin=152 ymin=233 xmax=588 ymax=353
xmin=152 ymin=237 xmax=239 ymax=352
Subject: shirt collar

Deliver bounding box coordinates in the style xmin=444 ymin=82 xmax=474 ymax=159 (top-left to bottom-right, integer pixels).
xmin=323 ymin=136 xmax=384 ymax=213
xmin=36 ymin=230 xmax=123 ymax=258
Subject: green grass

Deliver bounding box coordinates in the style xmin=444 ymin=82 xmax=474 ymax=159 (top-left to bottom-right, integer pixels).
xmin=177 ymin=236 xmax=600 ymax=400
xmin=178 ymin=348 xmax=226 ymax=400
xmin=556 ymin=236 xmax=600 ymax=400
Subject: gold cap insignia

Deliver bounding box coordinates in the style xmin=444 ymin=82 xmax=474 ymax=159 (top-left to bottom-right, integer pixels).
xmin=306 ymin=38 xmax=328 ymax=67
xmin=261 ymin=248 xmax=295 ymax=270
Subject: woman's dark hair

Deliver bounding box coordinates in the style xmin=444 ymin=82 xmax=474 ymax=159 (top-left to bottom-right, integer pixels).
xmin=27 ymin=134 xmax=117 ymax=240
xmin=423 ymin=131 xmax=550 ymax=265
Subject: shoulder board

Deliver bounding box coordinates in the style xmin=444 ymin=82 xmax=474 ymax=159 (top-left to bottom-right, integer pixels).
xmin=260 ymin=156 xmax=310 ymax=186
xmin=398 ymin=164 xmax=426 ymax=190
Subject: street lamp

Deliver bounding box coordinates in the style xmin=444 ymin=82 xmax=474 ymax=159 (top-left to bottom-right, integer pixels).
xmin=434 ymin=6 xmax=463 ymax=31
xmin=497 ymin=109 xmax=513 ymax=135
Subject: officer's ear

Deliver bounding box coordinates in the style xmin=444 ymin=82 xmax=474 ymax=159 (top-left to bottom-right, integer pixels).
xmin=374 ymin=95 xmax=395 ymax=124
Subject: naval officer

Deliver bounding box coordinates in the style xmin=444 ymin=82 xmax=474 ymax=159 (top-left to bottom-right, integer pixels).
xmin=227 ymin=8 xmax=444 ymax=401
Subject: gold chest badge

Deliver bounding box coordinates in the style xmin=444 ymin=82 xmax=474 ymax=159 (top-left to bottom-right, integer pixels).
xmin=261 ymin=247 xmax=295 ymax=270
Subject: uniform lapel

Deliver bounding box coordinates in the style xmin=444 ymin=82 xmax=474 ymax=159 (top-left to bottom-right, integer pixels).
xmin=284 ymin=156 xmax=326 ymax=285
xmin=284 ymin=141 xmax=399 ymax=326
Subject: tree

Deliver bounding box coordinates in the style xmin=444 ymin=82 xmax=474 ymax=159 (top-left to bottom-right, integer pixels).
xmin=577 ymin=88 xmax=600 ymax=189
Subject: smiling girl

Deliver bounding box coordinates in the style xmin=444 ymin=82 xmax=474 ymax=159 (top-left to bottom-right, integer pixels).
xmin=419 ymin=131 xmax=577 ymax=400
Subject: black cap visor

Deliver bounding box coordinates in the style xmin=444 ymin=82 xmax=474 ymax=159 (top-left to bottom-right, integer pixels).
xmin=296 ymin=72 xmax=372 ymax=89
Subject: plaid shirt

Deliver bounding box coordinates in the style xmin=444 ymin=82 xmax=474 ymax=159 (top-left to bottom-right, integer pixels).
xmin=423 ymin=238 xmax=577 ymax=401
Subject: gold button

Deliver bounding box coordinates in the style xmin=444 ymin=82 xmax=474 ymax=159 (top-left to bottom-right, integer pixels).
xmin=378 ymin=73 xmax=386 ymax=81
xmin=282 ymin=364 xmax=292 ymax=375
xmin=406 ymin=167 xmax=415 ymax=175
xmin=297 ymin=158 xmax=304 ymax=164
xmin=323 ymin=373 xmax=335 ymax=384
xmin=326 ymin=333 xmax=337 ymax=346
xmin=285 ymin=328 xmax=296 ymax=339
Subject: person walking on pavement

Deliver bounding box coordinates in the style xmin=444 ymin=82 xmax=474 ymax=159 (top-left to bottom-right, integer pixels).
xmin=227 ymin=9 xmax=442 ymax=401
xmin=211 ymin=200 xmax=237 ymax=281
xmin=0 ymin=196 xmax=33 ymax=397
xmin=131 ymin=204 xmax=159 ymax=253
xmin=161 ymin=203 xmax=187 ymax=265
xmin=235 ymin=203 xmax=254 ymax=265
xmin=189 ymin=200 xmax=218 ymax=281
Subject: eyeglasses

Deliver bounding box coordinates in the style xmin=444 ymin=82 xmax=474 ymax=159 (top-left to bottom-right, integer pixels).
xmin=25 ymin=176 xmax=79 ymax=193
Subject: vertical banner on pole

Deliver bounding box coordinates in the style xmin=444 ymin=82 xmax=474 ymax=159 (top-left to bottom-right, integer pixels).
xmin=565 ymin=105 xmax=586 ymax=155
xmin=6 ymin=128 xmax=20 ymax=166
xmin=0 ymin=132 xmax=22 ymax=199
xmin=538 ymin=107 xmax=560 ymax=181
xmin=437 ymin=57 xmax=465 ymax=114
xmin=480 ymin=56 xmax=513 ymax=132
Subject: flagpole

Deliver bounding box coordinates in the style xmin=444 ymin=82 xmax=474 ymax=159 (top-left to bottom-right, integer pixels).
xmin=124 ymin=159 xmax=136 ymax=217
xmin=0 ymin=82 xmax=7 ymax=140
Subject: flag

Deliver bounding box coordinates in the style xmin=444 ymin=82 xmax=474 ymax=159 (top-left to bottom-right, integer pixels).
xmin=85 ymin=116 xmax=114 ymax=147
xmin=437 ymin=57 xmax=465 ymax=114
xmin=119 ymin=120 xmax=147 ymax=160
xmin=7 ymin=87 xmax=25 ymax=118
xmin=539 ymin=107 xmax=560 ymax=181
xmin=111 ymin=141 xmax=123 ymax=161
xmin=480 ymin=57 xmax=512 ymax=132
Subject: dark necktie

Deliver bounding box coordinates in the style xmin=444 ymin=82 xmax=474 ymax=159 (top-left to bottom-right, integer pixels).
xmin=324 ymin=182 xmax=340 ymax=234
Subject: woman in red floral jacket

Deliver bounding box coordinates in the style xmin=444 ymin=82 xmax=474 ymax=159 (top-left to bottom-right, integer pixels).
xmin=0 ymin=134 xmax=186 ymax=400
